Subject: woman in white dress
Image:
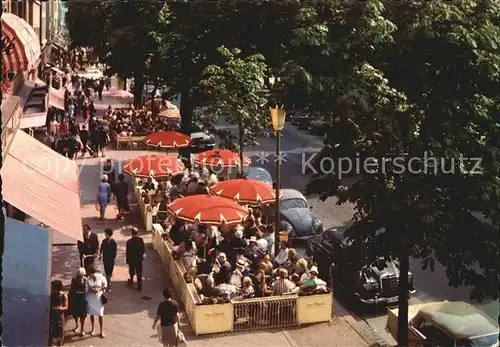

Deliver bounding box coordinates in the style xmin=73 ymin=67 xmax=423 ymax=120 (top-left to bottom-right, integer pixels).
xmin=85 ymin=265 xmax=108 ymax=338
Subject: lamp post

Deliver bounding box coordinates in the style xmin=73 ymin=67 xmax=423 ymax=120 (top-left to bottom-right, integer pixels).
xmin=269 ymin=106 xmax=286 ymax=256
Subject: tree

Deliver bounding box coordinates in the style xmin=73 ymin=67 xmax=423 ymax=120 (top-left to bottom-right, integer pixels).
xmin=194 ymin=46 xmax=269 ymax=173
xmin=66 ymin=0 xmax=168 ymax=105
xmin=65 ymin=1 xmax=107 ymax=49
xmin=286 ymin=1 xmax=499 ymax=345
xmin=156 ymin=2 xmax=302 ymax=131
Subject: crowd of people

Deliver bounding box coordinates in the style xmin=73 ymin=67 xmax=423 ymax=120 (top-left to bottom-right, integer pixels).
xmin=108 ymin=105 xmax=180 ymax=138
xmin=44 ymin=73 xmax=110 ymax=159
xmin=134 ymin=169 xmax=328 ymax=304
xmin=49 ymin=225 xmax=145 ymax=345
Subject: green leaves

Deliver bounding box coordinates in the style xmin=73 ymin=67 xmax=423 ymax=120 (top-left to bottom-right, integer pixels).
xmin=292 ymin=0 xmax=499 ymax=305
xmin=195 ymin=46 xmax=269 ymax=158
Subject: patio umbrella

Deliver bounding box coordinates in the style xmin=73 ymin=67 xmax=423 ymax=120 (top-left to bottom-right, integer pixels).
xmin=102 ymin=89 xmax=133 ymax=99
xmin=123 ymin=154 xmax=184 ymax=178
xmin=158 ymin=107 xmax=181 ymax=119
xmin=210 ymin=178 xmax=279 ymax=205
xmin=144 ymin=97 xmax=162 ymax=107
xmin=167 ymin=195 xmax=248 ymax=225
xmin=143 ymin=131 xmax=191 ymax=149
xmin=194 ymin=149 xmax=251 ymax=168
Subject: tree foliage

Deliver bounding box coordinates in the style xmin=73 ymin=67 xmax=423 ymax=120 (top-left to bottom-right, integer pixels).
xmin=65 ymin=0 xmax=106 ymax=49
xmin=194 ymin=47 xmax=269 ymax=167
xmin=287 ymin=0 xmax=499 ymax=344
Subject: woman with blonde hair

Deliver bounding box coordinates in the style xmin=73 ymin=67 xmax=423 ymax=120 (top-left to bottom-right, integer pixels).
xmin=68 ymin=267 xmax=88 ymax=336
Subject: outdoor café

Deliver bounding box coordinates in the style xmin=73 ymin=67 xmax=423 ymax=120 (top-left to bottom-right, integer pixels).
xmin=123 ymin=148 xmax=333 ymax=335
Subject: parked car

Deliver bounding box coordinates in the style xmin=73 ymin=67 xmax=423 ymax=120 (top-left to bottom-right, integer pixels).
xmin=297 ymin=115 xmax=313 ymax=130
xmin=291 ymin=111 xmax=310 ymax=125
xmin=387 ymin=301 xmax=499 ymax=346
xmin=309 ymin=119 xmax=329 ymax=135
xmin=189 ymin=123 xmax=216 ymax=153
xmin=244 ymin=167 xmax=273 ymax=186
xmin=263 ymin=189 xmax=323 ymax=240
xmin=306 ymin=227 xmax=416 ymax=305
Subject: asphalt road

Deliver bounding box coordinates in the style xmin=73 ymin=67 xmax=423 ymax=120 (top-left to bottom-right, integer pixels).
xmin=227 ymin=121 xmax=499 ymax=345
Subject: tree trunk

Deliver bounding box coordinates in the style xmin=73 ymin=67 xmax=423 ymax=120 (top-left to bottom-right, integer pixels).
xmin=397 ymin=241 xmax=410 ymax=347
xmin=180 ymin=89 xmax=195 ymax=133
xmin=132 ymin=75 xmax=144 ymax=107
xmin=238 ymin=118 xmax=244 ymax=178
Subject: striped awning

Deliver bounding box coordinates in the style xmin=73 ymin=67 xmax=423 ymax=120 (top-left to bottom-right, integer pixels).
xmin=1 ymin=13 xmax=42 ymax=74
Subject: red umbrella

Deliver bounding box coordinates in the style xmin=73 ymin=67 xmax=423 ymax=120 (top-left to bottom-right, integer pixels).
xmin=143 ymin=131 xmax=191 ymax=148
xmin=167 ymin=195 xmax=248 ymax=225
xmin=210 ymin=178 xmax=279 ymax=205
xmin=194 ymin=149 xmax=251 ymax=168
xmin=123 ymin=154 xmax=184 ymax=178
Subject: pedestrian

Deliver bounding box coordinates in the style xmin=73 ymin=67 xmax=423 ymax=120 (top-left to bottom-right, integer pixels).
xmin=100 ymin=228 xmax=117 ymax=291
xmin=97 ymin=80 xmax=104 ymax=100
xmin=114 ymin=173 xmax=129 ymax=220
xmin=48 ymin=280 xmax=68 ymax=346
xmin=79 ymin=124 xmax=90 ymax=157
xmin=67 ymin=98 xmax=75 ymax=120
xmin=97 ymin=123 xmax=109 ymax=158
xmin=152 ymin=288 xmax=180 ymax=347
xmin=96 ymin=174 xmax=111 ymax=221
xmin=126 ymin=227 xmax=145 ymax=291
xmin=89 ymin=100 xmax=96 ymax=118
xmin=102 ymin=159 xmax=116 ymax=187
xmin=68 ymin=267 xmax=87 ymax=336
xmin=85 ymin=265 xmax=107 ymax=338
xmin=78 ymin=224 xmax=100 ymax=271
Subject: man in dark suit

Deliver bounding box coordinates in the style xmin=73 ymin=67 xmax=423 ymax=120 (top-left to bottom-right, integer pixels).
xmin=78 ymin=224 xmax=99 ymax=271
xmin=126 ymin=227 xmax=145 ymax=291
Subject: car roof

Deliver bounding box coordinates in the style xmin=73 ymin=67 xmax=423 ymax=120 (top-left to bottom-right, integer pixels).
xmin=325 ymin=227 xmax=350 ymax=246
xmin=417 ymin=302 xmax=498 ymax=340
xmin=281 ymin=189 xmax=306 ymax=200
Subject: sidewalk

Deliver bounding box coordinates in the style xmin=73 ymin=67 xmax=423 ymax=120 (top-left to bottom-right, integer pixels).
xmin=50 ymin=92 xmax=369 ymax=346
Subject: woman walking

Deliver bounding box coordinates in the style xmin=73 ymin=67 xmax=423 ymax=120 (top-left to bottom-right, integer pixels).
xmin=68 ymin=268 xmax=87 ymax=336
xmin=85 ymin=265 xmax=107 ymax=338
xmin=100 ymin=228 xmax=117 ymax=290
xmin=96 ymin=174 xmax=111 ymax=220
xmin=49 ymin=280 xmax=68 ymax=346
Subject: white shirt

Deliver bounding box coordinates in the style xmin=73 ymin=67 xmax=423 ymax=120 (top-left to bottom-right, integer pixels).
xmin=275 ymin=248 xmax=289 ymax=265
xmin=256 ymin=239 xmax=268 ymax=252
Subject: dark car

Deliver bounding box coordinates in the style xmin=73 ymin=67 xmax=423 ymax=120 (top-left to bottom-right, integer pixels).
xmin=306 ymin=227 xmax=416 ymax=305
xmin=189 ymin=123 xmax=215 ymax=153
xmin=264 ymin=189 xmax=323 ymax=240
xmin=297 ymin=115 xmax=313 ymax=130
xmin=309 ymin=119 xmax=329 ymax=135
xmin=291 ymin=111 xmax=310 ymax=125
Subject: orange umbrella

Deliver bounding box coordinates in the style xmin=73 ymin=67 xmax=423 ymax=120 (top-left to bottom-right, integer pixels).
xmin=123 ymin=154 xmax=184 ymax=178
xmin=158 ymin=107 xmax=180 ymax=119
xmin=167 ymin=195 xmax=248 ymax=225
xmin=144 ymin=97 xmax=162 ymax=107
xmin=194 ymin=149 xmax=251 ymax=168
xmin=210 ymin=178 xmax=279 ymax=205
xmin=143 ymin=131 xmax=191 ymax=148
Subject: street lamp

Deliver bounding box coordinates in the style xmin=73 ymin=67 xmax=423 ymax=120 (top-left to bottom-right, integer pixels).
xmin=269 ymin=106 xmax=286 ymax=256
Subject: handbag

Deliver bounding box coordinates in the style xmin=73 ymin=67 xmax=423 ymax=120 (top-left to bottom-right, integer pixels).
xmin=100 ymin=291 xmax=109 ymax=305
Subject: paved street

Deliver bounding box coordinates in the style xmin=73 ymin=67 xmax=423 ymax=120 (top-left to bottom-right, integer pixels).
xmin=236 ymin=122 xmax=499 ymax=345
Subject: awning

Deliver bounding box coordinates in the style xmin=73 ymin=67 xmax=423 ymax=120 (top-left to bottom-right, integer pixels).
xmin=20 ymin=112 xmax=47 ymax=129
xmin=48 ymin=87 xmax=65 ymax=110
xmin=1 ymin=13 xmax=42 ymax=74
xmin=1 ymin=130 xmax=83 ymax=241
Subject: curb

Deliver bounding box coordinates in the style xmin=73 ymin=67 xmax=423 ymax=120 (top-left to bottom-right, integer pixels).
xmin=333 ymin=298 xmax=394 ymax=347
